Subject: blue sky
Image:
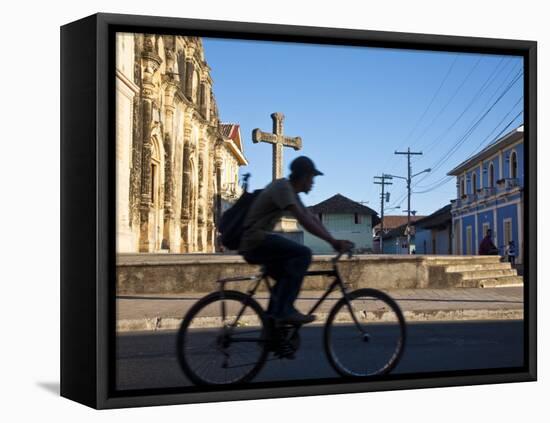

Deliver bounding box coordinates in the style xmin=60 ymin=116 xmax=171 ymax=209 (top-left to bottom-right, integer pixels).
xmin=202 ymin=37 xmax=524 ymax=216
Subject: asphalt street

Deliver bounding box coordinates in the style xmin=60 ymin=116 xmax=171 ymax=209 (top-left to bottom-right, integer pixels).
xmin=116 ymin=320 xmax=524 ymax=390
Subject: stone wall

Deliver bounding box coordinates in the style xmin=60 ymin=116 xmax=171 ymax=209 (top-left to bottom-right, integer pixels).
xmin=116 ymin=254 xmax=508 ymax=295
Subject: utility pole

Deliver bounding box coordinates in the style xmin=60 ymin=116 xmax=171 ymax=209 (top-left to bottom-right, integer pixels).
xmin=387 ymin=147 xmax=430 ymax=254
xmin=374 ymin=175 xmax=393 ymax=235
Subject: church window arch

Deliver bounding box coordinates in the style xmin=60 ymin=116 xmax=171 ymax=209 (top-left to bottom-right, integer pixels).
xmin=150 ymin=137 xmax=161 ymax=206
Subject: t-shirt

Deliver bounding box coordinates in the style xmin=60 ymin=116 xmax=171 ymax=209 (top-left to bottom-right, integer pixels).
xmin=239 ymin=178 xmax=303 ymax=252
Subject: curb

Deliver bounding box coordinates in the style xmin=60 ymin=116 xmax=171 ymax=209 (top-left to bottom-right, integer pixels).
xmin=116 ymin=308 xmax=524 ymax=333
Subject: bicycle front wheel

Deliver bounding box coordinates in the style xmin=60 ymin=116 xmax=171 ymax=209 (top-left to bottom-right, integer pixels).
xmin=176 ymin=290 xmax=269 ymax=385
xmin=324 ymin=288 xmax=406 ymax=378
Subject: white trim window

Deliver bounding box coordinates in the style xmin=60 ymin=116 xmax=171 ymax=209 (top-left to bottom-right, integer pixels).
xmin=482 ymin=222 xmax=490 ymax=239
xmin=503 ymin=218 xmax=513 ymax=247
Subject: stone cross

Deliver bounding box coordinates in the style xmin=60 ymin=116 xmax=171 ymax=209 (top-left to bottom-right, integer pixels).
xmin=252 ymin=112 xmax=302 ymax=180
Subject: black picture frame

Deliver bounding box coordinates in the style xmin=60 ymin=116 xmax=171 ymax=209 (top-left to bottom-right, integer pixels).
xmin=60 ymin=12 xmax=537 ymax=409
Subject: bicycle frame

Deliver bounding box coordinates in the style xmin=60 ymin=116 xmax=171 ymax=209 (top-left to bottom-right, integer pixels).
xmin=215 ymin=254 xmax=368 ymax=338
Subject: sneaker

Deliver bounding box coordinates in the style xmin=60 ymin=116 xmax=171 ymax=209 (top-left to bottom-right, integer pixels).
xmin=275 ymin=310 xmax=316 ymax=325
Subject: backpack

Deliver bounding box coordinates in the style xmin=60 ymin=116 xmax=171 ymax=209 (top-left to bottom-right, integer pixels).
xmin=218 ymin=174 xmax=262 ymax=251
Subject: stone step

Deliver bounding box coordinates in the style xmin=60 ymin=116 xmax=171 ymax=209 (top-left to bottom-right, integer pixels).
xmin=426 ymin=257 xmax=503 ymax=266
xmin=457 ymin=268 xmax=517 ymax=280
xmin=478 ymin=276 xmax=524 ymax=288
xmin=445 ymin=263 xmax=512 ymax=272
xmin=454 ymin=275 xmax=523 ymax=288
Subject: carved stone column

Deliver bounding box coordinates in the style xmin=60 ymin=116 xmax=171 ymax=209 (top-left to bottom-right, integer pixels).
xmin=138 ymin=35 xmax=162 ymax=252
xmin=161 ymin=76 xmax=178 ymax=250
xmin=206 ymin=145 xmax=216 ymax=252
xmin=197 ymin=139 xmax=206 ymax=251
xmin=184 ymin=60 xmax=194 ymax=100
xmin=129 ymin=38 xmax=144 ymax=234
xmin=138 ymin=97 xmax=153 ymax=252
xmin=215 ymin=157 xmax=223 ymax=221
xmin=180 ymin=116 xmax=193 ymax=252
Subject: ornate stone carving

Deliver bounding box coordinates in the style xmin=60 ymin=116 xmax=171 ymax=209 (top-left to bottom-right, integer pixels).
xmin=143 ymin=34 xmax=155 ymax=52
xmin=140 ymin=99 xmax=154 ymax=205
xmin=129 ymin=94 xmax=143 ymax=227
xmin=181 ymin=141 xmax=192 ymax=221
xmin=163 ymin=132 xmax=173 ymax=217
xmin=121 ymin=34 xmax=247 ymax=253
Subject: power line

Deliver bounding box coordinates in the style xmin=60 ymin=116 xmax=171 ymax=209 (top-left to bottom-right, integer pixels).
xmin=376 ymin=54 xmax=464 ymax=178
xmin=468 ymin=100 xmax=523 ymax=155
xmin=412 ymin=106 xmax=524 ymax=195
xmin=415 ymin=61 xmax=521 ymax=173
xmin=413 ymin=99 xmax=522 ymax=192
xmin=417 ymin=57 xmax=512 ymax=154
xmin=413 ymin=177 xmax=454 ymax=194
xmin=399 ymin=55 xmax=460 ymax=148
xmin=427 ymin=71 xmax=522 ymax=173
xmin=385 ymin=57 xmax=489 ymax=204
xmin=387 ymin=58 xmax=521 ymax=207
xmin=413 ymin=69 xmax=523 ymax=187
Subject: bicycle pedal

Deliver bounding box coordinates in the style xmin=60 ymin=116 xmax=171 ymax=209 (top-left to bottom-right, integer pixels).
xmin=274 ymin=351 xmax=296 ymax=360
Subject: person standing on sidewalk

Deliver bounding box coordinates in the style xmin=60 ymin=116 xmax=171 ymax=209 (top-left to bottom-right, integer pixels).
xmin=506 ymin=240 xmax=517 ymax=265
xmin=239 ymin=156 xmax=354 ymax=325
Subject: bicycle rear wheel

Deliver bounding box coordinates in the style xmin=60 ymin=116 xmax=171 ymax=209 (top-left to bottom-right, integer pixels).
xmin=176 ymin=290 xmax=269 ymax=385
xmin=324 ymin=288 xmax=406 ymax=378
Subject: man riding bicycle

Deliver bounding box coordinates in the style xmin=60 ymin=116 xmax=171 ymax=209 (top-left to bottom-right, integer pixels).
xmin=239 ymin=156 xmax=354 ymax=325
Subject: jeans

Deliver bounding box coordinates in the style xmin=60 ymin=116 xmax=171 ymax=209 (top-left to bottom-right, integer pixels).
xmin=242 ymin=234 xmax=312 ymax=318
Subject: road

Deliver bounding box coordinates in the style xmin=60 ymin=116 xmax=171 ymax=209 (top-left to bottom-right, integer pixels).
xmin=116 ymin=320 xmax=524 ymax=390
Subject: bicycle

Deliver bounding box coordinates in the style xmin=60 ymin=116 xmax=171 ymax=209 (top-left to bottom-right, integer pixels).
xmin=176 ymin=250 xmax=406 ymax=385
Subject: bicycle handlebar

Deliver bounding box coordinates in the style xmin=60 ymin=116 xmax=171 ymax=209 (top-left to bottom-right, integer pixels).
xmin=332 ymin=248 xmax=355 ymax=264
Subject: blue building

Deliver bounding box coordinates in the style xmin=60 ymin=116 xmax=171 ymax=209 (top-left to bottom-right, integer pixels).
xmin=414 ymin=205 xmax=452 ymax=255
xmin=448 ymin=126 xmax=524 ymax=263
xmin=381 ymin=222 xmax=416 ymax=254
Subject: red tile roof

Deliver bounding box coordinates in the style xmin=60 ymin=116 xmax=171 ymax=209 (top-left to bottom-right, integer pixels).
xmin=373 ymin=215 xmax=425 ymax=231
xmin=219 ymin=123 xmax=244 ymax=154
xmin=219 ymin=123 xmax=239 ymax=139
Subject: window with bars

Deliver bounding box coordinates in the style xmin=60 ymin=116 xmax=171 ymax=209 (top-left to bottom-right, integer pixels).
xmin=510 ymin=152 xmax=518 ymax=179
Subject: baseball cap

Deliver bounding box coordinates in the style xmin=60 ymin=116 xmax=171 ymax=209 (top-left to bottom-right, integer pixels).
xmin=290 ymin=156 xmax=324 ymax=177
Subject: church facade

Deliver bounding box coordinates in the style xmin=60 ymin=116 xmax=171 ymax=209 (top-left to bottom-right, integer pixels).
xmin=116 ymin=32 xmax=246 ymax=253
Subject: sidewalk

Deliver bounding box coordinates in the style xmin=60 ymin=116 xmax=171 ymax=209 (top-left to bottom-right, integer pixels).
xmin=116 ymin=287 xmax=524 ymax=332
